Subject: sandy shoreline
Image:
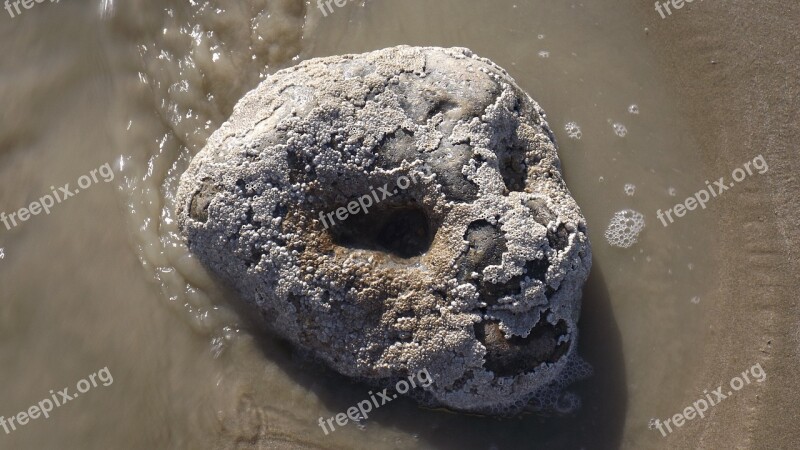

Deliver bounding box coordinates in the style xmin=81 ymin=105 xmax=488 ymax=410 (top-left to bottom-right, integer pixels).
xmin=637 ymin=0 xmax=800 ymax=447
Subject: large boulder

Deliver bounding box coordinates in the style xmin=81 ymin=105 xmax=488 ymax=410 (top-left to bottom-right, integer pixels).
xmin=177 ymin=46 xmax=592 ymax=415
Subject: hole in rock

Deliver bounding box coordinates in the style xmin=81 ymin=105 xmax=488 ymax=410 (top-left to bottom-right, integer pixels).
xmin=328 ymin=203 xmax=434 ymax=259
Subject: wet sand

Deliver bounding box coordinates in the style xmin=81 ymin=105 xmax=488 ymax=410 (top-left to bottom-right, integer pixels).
xmin=638 ymin=0 xmax=800 ymax=447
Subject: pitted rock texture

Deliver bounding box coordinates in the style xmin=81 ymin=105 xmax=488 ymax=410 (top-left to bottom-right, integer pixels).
xmin=177 ymin=46 xmax=593 ymax=415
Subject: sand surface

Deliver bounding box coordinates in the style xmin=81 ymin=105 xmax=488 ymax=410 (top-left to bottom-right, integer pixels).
xmin=638 ymin=0 xmax=800 ymax=447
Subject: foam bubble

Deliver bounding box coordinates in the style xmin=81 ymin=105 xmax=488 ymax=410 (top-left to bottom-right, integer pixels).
xmin=613 ymin=122 xmax=628 ymax=137
xmin=525 ymin=355 xmax=593 ymax=415
xmin=624 ymin=183 xmax=636 ymax=196
xmin=628 ymin=104 xmax=640 ymax=114
xmin=564 ymin=122 xmax=582 ymax=139
xmin=604 ymin=209 xmax=645 ymax=248
xmin=538 ymin=50 xmax=550 ymax=58
xmin=554 ymin=391 xmax=581 ymax=414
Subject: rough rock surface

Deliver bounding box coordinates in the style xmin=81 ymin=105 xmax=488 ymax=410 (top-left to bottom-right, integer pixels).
xmin=177 ymin=46 xmax=593 ymax=415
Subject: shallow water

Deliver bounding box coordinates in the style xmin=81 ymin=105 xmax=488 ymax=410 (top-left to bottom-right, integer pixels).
xmin=0 ymin=0 xmax=715 ymax=448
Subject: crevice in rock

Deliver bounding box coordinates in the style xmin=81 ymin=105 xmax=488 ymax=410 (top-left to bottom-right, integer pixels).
xmin=456 ymin=220 xmax=507 ymax=281
xmin=498 ymin=145 xmax=528 ymax=192
xmin=188 ymin=178 xmax=220 ymax=223
xmin=474 ymin=311 xmax=570 ymax=377
xmin=480 ymin=257 xmax=549 ymax=305
xmin=547 ymin=224 xmax=570 ymax=252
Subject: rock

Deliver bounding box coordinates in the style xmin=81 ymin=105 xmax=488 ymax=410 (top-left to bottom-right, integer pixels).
xmin=176 ymin=46 xmax=593 ymax=415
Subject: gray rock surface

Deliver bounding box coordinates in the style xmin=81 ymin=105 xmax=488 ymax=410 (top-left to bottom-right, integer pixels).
xmin=177 ymin=46 xmax=592 ymax=415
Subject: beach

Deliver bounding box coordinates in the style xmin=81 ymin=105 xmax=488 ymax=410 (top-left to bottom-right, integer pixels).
xmin=639 ymin=0 xmax=800 ymax=447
